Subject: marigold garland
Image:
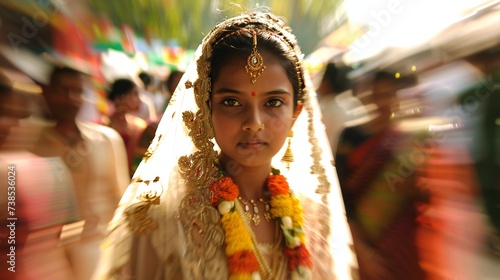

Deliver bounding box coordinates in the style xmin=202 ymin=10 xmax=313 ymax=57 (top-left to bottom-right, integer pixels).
xmin=208 ymin=170 xmax=313 ymax=280
xmin=210 ymin=177 xmax=239 ymax=204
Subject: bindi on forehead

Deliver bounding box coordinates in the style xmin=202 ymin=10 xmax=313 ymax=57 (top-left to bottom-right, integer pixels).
xmin=251 ymin=91 xmax=256 ymax=96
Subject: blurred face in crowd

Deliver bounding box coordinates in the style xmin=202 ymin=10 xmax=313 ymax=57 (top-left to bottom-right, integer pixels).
xmin=0 ymin=84 xmax=31 ymax=146
xmin=372 ymin=77 xmax=398 ymax=118
xmin=46 ymin=72 xmax=85 ymax=122
xmin=115 ymin=86 xmax=140 ymax=113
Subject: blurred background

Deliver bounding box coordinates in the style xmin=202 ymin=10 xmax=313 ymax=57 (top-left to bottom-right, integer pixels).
xmin=0 ymin=0 xmax=499 ymax=279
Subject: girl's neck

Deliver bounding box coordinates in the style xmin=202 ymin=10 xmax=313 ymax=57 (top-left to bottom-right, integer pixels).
xmin=219 ymin=157 xmax=271 ymax=200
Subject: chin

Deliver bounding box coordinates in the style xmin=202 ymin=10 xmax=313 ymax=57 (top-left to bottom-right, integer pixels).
xmin=219 ymin=153 xmax=271 ymax=171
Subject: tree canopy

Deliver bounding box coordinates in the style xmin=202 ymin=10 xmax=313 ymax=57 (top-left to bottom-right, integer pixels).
xmin=87 ymin=0 xmax=345 ymax=55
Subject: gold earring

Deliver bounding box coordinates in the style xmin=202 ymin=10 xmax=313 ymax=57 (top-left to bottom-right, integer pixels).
xmin=281 ymin=130 xmax=294 ymax=169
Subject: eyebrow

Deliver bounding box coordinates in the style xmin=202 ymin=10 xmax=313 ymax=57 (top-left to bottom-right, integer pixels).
xmin=213 ymin=87 xmax=291 ymax=95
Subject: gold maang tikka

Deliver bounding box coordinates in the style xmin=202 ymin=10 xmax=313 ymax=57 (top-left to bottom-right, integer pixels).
xmin=245 ymin=31 xmax=266 ymax=83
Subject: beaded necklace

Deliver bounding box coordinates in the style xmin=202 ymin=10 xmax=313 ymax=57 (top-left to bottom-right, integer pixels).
xmin=208 ymin=168 xmax=313 ymax=280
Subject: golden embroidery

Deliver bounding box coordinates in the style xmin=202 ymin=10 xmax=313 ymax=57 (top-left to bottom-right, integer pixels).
xmin=176 ymin=29 xmax=222 ymax=278
xmin=303 ymin=80 xmax=334 ymax=269
xmin=124 ymin=177 xmax=163 ymax=235
xmin=143 ymin=134 xmax=162 ymax=162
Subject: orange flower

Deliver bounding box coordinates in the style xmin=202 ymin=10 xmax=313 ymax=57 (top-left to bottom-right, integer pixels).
xmin=285 ymin=244 xmax=313 ymax=271
xmin=267 ymin=175 xmax=290 ymax=196
xmin=296 ymin=244 xmax=313 ymax=267
xmin=227 ymin=250 xmax=260 ymax=273
xmin=209 ymin=177 xmax=239 ymax=205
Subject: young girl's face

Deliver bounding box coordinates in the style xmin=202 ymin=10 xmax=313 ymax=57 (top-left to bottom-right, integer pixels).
xmin=211 ymin=50 xmax=295 ymax=168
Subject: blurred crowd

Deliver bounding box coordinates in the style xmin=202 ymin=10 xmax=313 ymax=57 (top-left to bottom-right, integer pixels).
xmin=317 ymin=18 xmax=500 ymax=280
xmin=0 ymin=1 xmax=499 ymax=280
xmin=0 ymin=56 xmax=184 ymax=280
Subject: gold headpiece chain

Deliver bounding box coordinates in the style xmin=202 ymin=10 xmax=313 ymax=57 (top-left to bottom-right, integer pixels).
xmin=213 ymin=29 xmax=266 ymax=83
xmin=211 ymin=25 xmax=303 ymax=89
xmin=245 ymin=31 xmax=266 ymax=83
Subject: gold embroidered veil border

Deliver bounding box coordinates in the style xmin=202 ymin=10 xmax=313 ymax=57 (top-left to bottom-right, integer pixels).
xmin=93 ymin=12 xmax=357 ymax=280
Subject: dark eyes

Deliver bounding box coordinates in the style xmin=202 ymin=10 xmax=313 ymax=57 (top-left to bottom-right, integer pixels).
xmin=220 ymin=98 xmax=284 ymax=107
xmin=221 ymin=99 xmax=241 ymax=106
xmin=266 ymin=99 xmax=284 ymax=107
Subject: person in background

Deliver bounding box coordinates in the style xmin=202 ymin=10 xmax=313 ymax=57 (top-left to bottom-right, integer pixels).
xmin=30 ymin=66 xmax=129 ymax=280
xmin=461 ymin=48 xmax=500 ymax=257
xmin=106 ymin=78 xmax=147 ymax=175
xmin=135 ymin=69 xmax=187 ymax=163
xmin=336 ymin=71 xmax=428 ymax=280
xmin=134 ymin=72 xmax=158 ymax=123
xmin=0 ymin=69 xmax=80 ymax=280
xmin=163 ymin=70 xmax=185 ymax=109
xmin=317 ymin=62 xmax=367 ymax=156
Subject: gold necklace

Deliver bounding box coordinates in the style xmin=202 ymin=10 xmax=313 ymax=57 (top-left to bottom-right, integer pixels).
xmin=235 ymin=201 xmax=288 ymax=279
xmin=238 ymin=196 xmax=271 ymax=226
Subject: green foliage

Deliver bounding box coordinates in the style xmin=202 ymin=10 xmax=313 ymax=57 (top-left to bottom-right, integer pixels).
xmin=87 ymin=0 xmax=344 ymax=54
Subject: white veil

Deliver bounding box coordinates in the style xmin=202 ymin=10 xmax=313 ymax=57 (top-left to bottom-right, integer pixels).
xmin=95 ymin=12 xmax=356 ymax=280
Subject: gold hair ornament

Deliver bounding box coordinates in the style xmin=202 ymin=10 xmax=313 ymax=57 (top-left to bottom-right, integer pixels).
xmin=245 ymin=31 xmax=266 ymax=83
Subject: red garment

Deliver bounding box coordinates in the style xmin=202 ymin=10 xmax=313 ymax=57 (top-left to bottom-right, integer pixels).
xmin=337 ymin=126 xmax=427 ymax=280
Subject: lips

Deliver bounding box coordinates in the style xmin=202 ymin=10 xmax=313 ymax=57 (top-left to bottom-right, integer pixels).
xmin=238 ymin=139 xmax=267 ymax=150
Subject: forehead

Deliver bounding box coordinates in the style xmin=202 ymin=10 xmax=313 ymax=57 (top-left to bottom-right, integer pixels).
xmin=212 ymin=50 xmax=291 ymax=90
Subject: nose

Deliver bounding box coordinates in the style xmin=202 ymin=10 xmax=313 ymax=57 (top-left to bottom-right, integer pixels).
xmin=242 ymin=107 xmax=265 ymax=133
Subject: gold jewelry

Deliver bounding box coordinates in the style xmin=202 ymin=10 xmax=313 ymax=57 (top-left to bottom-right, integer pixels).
xmin=235 ymin=201 xmax=287 ymax=280
xmin=212 ymin=25 xmax=303 ymax=95
xmin=259 ymin=198 xmax=272 ymax=222
xmin=245 ymin=31 xmax=266 ymax=84
xmin=281 ymin=130 xmax=294 ymax=169
xmin=238 ymin=196 xmax=271 ymax=226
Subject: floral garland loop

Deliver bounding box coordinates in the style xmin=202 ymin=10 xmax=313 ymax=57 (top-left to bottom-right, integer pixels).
xmin=209 ymin=170 xmax=312 ymax=279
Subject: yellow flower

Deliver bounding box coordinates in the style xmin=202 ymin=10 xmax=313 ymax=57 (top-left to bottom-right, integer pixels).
xmin=226 ymin=236 xmax=253 ymax=255
xmin=221 ymin=211 xmax=242 ymax=230
xmin=222 ymin=212 xmax=253 ymax=255
xmin=296 ymin=232 xmax=306 ymax=243
xmin=229 ymin=274 xmax=253 ymax=280
xmin=270 ymin=194 xmax=293 ymax=217
xmin=292 ymin=197 xmax=304 ymax=226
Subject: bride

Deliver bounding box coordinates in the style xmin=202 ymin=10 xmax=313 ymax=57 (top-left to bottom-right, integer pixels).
xmin=94 ymin=11 xmax=356 ymax=280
